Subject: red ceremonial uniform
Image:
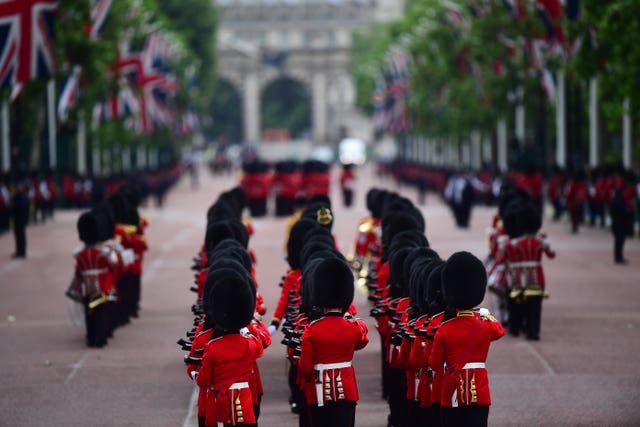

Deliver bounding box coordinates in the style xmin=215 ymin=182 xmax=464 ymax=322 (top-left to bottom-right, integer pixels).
xmin=298 ymin=312 xmax=369 ymax=406
xmin=187 ymin=324 xmax=214 ymax=419
xmin=71 ymin=244 xmax=120 ymax=296
xmin=272 ymin=269 xmax=302 ymax=325
xmin=429 ymin=311 xmax=504 ymax=407
xmin=197 ymin=331 xmax=265 ymax=426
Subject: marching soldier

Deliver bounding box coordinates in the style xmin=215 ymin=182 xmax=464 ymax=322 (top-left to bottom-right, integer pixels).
xmin=340 ymin=163 xmax=356 ymax=208
xmin=196 ymin=274 xmax=264 ymax=427
xmin=241 ymin=161 xmax=272 ymax=217
xmin=273 ymin=160 xmax=301 ymax=217
xmin=67 ymin=211 xmax=121 ymax=347
xmin=429 ymin=252 xmax=505 ymax=427
xmin=498 ymin=201 xmax=555 ymax=340
xmin=298 ymin=257 xmax=369 ymax=427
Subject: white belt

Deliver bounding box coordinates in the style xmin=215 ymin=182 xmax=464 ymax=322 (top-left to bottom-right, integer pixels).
xmin=462 ymin=362 xmax=485 ymax=369
xmin=81 ymin=268 xmax=107 ymax=275
xmin=314 ymin=361 xmax=352 ymax=407
xmin=509 ymin=261 xmax=540 ymax=268
xmin=228 ymin=381 xmax=249 ymax=390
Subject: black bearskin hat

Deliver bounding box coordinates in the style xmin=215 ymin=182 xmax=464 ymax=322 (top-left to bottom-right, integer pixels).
xmin=202 ymin=265 xmax=251 ymax=314
xmin=226 ymin=218 xmax=250 ymax=249
xmin=502 ymin=200 xmax=525 ymax=239
xmin=209 ymin=276 xmax=256 ymax=331
xmin=366 ymin=188 xmax=387 ymax=218
xmin=204 ymin=221 xmax=236 ymax=254
xmin=409 ymin=258 xmax=443 ymax=315
xmin=402 ymin=247 xmax=440 ymax=292
xmin=312 ymin=258 xmax=354 ymax=311
xmin=307 ymin=194 xmax=332 ymax=209
xmin=389 ymin=247 xmax=413 ymax=297
xmin=207 ymin=201 xmax=238 ymax=224
xmin=287 ymin=219 xmax=320 ymax=270
xmin=300 ymin=241 xmax=338 ymax=268
xmin=77 ymin=211 xmax=99 ymax=245
xmin=521 ymin=201 xmax=542 ymax=235
xmin=211 ymin=246 xmax=253 ymax=273
xmin=426 ymin=262 xmax=447 ymax=316
xmin=441 ymin=252 xmax=487 ymax=310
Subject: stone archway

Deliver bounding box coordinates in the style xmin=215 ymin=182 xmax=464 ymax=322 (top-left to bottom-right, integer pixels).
xmin=260 ymin=76 xmax=311 ymax=140
xmin=206 ymin=78 xmax=243 ymax=143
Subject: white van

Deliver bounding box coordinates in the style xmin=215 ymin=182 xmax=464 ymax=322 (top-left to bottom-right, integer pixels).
xmin=339 ymin=138 xmax=366 ymax=165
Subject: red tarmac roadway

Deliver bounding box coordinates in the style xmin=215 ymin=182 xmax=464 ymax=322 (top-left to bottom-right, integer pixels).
xmin=1 ymin=165 xmax=639 ymax=426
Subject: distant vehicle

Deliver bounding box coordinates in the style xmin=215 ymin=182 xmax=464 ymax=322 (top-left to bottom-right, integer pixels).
xmin=339 ymin=138 xmax=366 ymax=165
xmin=309 ymin=145 xmax=334 ymax=163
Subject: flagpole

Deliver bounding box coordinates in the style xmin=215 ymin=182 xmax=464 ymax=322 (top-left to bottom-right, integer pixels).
xmin=515 ymin=86 xmax=525 ymax=144
xmin=588 ymin=77 xmax=598 ymax=168
xmin=497 ymin=116 xmax=507 ymax=172
xmin=555 ymin=71 xmax=566 ymax=168
xmin=77 ymin=109 xmax=86 ymax=175
xmin=47 ymin=79 xmax=57 ymax=170
xmin=623 ymin=97 xmax=631 ymax=169
xmin=1 ymin=99 xmax=9 ymax=172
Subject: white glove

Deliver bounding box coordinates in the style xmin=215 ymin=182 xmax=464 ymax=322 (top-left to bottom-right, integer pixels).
xmin=267 ymin=325 xmax=277 ymax=336
xmin=478 ymin=308 xmax=490 ymax=317
xmin=190 ymin=370 xmax=198 ymax=381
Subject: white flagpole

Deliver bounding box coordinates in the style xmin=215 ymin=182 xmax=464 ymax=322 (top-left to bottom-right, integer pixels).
xmin=623 ymin=97 xmax=631 ymax=169
xmin=47 ymin=79 xmax=57 ymax=169
xmin=588 ymin=77 xmax=598 ymax=168
xmin=1 ymin=99 xmax=9 ymax=172
xmin=555 ymin=71 xmax=566 ymax=168
xmin=77 ymin=110 xmax=86 ymax=174
xmin=497 ymin=116 xmax=507 ymax=172
xmin=515 ymin=86 xmax=525 ymax=144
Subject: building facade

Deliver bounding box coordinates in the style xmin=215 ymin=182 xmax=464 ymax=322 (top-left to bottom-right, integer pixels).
xmin=215 ymin=0 xmax=404 ymax=143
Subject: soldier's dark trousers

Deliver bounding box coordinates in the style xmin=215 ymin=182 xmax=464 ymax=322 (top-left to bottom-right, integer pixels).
xmin=276 ymin=196 xmax=294 ymax=217
xmin=613 ymin=229 xmax=627 ymax=263
xmin=524 ymin=296 xmax=543 ymax=340
xmin=342 ymin=189 xmax=353 ymax=207
xmin=131 ymin=274 xmax=141 ymax=317
xmin=85 ymin=303 xmax=107 ymax=347
xmin=441 ymin=404 xmax=489 ymax=427
xmin=416 ymin=405 xmax=432 ymax=427
xmin=309 ymin=401 xmax=356 ymax=427
xmin=431 ymin=403 xmax=442 ymax=427
xmin=508 ymin=298 xmax=524 ymax=336
xmin=288 ymin=362 xmax=303 ymax=415
xmin=13 ymin=219 xmax=26 ymax=256
xmin=387 ymin=367 xmax=408 ymax=427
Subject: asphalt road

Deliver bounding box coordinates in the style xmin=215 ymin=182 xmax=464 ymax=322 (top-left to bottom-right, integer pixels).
xmin=1 ymin=165 xmax=639 ymax=427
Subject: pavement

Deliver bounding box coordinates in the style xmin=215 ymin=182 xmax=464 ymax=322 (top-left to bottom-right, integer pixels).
xmin=1 ymin=164 xmax=639 ymax=427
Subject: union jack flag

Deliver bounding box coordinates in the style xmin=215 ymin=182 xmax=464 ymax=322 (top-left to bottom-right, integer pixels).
xmin=0 ymin=0 xmax=59 ymax=89
xmin=87 ymin=0 xmax=112 ymax=40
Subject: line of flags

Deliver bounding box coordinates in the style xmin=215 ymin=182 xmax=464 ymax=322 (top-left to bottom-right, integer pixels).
xmin=373 ymin=46 xmax=410 ymax=135
xmin=1 ymin=0 xmax=199 ymax=136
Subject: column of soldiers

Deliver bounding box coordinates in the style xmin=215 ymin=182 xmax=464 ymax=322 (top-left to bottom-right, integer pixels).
xmin=352 ymin=188 xmax=505 ymax=427
xmin=240 ymin=159 xmax=331 ymax=218
xmin=178 ymin=187 xmax=271 ymax=427
xmin=66 ymin=185 xmax=148 ymax=348
xmin=268 ymin=195 xmax=370 ymax=427
xmin=384 ymin=158 xmax=639 ymax=264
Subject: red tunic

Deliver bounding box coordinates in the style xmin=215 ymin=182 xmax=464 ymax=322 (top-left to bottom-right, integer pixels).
xmin=272 ymin=269 xmax=302 ymax=324
xmin=197 ymin=332 xmax=264 ymax=426
xmin=298 ymin=313 xmax=369 ymax=405
xmin=340 ymin=169 xmax=356 ymax=191
xmin=72 ymin=244 xmax=120 ymax=296
xmin=497 ymin=234 xmax=555 ymax=290
xmin=353 ymin=217 xmax=381 ymax=257
xmin=429 ymin=311 xmax=505 ymax=407
xmin=187 ymin=325 xmax=214 ymax=418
